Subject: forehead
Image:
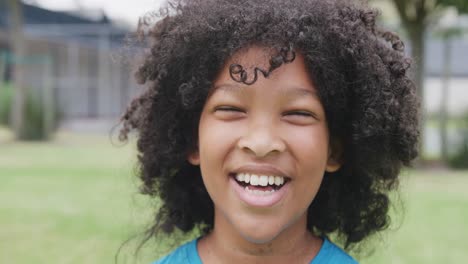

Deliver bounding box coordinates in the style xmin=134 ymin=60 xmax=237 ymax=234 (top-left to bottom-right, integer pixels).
xmin=211 ymin=46 xmax=317 ymax=96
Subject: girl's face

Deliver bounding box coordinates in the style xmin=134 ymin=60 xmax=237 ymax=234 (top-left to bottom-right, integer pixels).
xmin=189 ymin=47 xmax=341 ymax=244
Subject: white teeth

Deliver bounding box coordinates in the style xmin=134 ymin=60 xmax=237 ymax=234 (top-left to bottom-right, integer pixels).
xmin=250 ymin=174 xmax=259 ymax=186
xmin=245 ymin=186 xmax=276 ymax=196
xmin=240 ymin=174 xmax=246 ymax=181
xmin=259 ymin=175 xmax=268 ymax=186
xmin=268 ymin=176 xmax=275 ymax=185
xmin=235 ymin=173 xmax=286 ymax=186
xmin=274 ymin=176 xmax=283 ymax=186
xmin=244 ymin=174 xmax=250 ymax=183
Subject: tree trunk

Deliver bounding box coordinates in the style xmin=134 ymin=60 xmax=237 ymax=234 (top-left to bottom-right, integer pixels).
xmin=440 ymin=35 xmax=451 ymax=163
xmin=408 ymin=23 xmax=426 ymax=159
xmin=8 ymin=0 xmax=26 ymax=139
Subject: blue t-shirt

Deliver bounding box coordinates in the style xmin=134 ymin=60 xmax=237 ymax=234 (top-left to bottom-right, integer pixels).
xmin=152 ymin=237 xmax=358 ymax=263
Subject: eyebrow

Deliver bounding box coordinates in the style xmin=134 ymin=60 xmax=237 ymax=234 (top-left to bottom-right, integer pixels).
xmin=286 ymin=87 xmax=318 ymax=98
xmin=212 ymin=83 xmax=244 ymax=93
xmin=212 ymin=83 xmax=319 ymax=98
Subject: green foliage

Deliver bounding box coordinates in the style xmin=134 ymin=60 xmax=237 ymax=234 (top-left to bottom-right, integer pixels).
xmin=0 ymin=83 xmax=61 ymax=140
xmin=20 ymin=90 xmax=45 ymax=140
xmin=449 ymin=139 xmax=468 ymax=168
xmin=0 ymin=82 xmax=13 ymax=125
xmin=438 ymin=0 xmax=468 ymax=13
xmin=448 ymin=111 xmax=468 ymax=169
xmin=19 ymin=88 xmax=49 ymax=140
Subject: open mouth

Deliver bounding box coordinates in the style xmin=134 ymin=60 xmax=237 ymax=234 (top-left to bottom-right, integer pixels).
xmin=230 ymin=172 xmax=290 ymax=195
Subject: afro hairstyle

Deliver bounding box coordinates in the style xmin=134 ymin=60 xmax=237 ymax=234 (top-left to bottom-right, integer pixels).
xmin=119 ymin=0 xmax=420 ymax=249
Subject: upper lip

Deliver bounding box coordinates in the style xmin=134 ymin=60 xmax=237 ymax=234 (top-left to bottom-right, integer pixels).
xmin=231 ymin=164 xmax=290 ymax=179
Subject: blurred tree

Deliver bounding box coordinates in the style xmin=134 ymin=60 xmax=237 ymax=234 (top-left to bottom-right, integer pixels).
xmin=435 ymin=10 xmax=466 ymax=164
xmin=391 ymin=0 xmax=468 ymax=160
xmin=7 ymin=0 xmax=27 ymax=139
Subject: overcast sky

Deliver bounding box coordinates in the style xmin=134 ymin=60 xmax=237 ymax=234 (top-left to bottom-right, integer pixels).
xmin=28 ymin=0 xmax=164 ymax=27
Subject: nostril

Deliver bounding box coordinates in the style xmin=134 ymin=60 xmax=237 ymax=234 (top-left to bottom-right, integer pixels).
xmin=237 ymin=131 xmax=286 ymax=158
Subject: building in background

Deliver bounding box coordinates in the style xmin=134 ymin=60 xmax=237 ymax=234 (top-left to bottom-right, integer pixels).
xmin=0 ymin=2 xmax=138 ymax=123
xmin=0 ymin=2 xmax=466 ymax=141
xmin=425 ymin=32 xmax=468 ymax=117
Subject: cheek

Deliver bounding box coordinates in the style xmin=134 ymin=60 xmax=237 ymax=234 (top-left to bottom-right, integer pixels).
xmin=285 ymin=126 xmax=329 ymax=164
xmin=198 ymin=116 xmax=240 ymax=176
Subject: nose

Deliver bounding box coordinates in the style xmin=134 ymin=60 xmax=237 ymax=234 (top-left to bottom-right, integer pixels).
xmin=237 ymin=120 xmax=286 ymax=158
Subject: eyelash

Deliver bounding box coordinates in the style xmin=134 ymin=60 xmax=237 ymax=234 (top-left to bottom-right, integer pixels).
xmin=215 ymin=107 xmax=315 ymax=118
xmin=215 ymin=106 xmax=243 ymax=112
xmin=284 ymin=111 xmax=314 ymax=118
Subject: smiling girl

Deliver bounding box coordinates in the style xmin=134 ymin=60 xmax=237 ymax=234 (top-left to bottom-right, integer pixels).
xmin=119 ymin=0 xmax=420 ymax=263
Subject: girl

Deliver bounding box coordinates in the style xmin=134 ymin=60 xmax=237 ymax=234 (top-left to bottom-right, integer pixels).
xmin=119 ymin=0 xmax=420 ymax=263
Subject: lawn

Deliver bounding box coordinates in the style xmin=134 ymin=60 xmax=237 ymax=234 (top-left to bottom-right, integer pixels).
xmin=1 ymin=128 xmax=467 ymax=264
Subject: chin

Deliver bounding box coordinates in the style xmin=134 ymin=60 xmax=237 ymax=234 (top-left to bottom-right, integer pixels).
xmin=242 ymin=233 xmax=278 ymax=245
xmin=237 ymin=226 xmax=282 ymax=245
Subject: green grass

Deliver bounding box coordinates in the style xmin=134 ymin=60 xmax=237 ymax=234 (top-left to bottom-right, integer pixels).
xmin=0 ymin=129 xmax=159 ymax=264
xmin=361 ymin=170 xmax=468 ymax=264
xmin=1 ymin=127 xmax=468 ymax=263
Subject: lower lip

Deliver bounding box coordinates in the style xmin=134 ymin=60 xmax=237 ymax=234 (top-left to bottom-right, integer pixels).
xmin=229 ymin=176 xmax=289 ymax=207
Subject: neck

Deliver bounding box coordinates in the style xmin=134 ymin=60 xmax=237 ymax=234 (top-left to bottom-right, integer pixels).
xmin=198 ymin=210 xmax=322 ymax=264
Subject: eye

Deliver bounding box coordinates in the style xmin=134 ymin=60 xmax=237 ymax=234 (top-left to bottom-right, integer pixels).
xmin=283 ymin=110 xmax=319 ymax=124
xmin=284 ymin=110 xmax=316 ymax=118
xmin=213 ymin=105 xmax=246 ymax=120
xmin=214 ymin=106 xmax=243 ymax=112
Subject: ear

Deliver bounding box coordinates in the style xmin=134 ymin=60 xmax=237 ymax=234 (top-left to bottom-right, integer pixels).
xmin=187 ymin=149 xmax=200 ymax=166
xmin=325 ymin=139 xmax=343 ymax=173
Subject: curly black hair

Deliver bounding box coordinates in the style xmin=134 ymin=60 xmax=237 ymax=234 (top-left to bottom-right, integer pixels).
xmin=119 ymin=0 xmax=419 ymax=250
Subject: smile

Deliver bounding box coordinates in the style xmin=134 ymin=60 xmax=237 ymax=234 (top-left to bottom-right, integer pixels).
xmin=235 ymin=173 xmax=286 ymax=187
xmin=229 ymin=172 xmax=290 ymax=207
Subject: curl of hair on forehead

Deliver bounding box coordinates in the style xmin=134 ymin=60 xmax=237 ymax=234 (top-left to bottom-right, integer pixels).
xmin=229 ymin=45 xmax=296 ymax=85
